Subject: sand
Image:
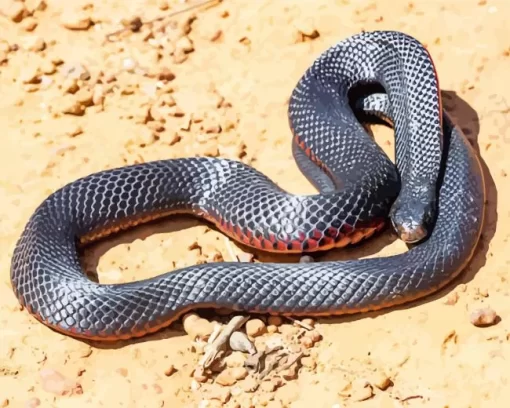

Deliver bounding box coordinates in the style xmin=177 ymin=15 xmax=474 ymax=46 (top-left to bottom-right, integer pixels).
xmin=1 ymin=0 xmax=509 ymax=407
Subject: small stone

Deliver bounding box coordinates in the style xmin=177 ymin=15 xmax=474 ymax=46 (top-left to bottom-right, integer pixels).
xmin=20 ymin=65 xmax=41 ymax=84
xmin=281 ymin=363 xmax=299 ymax=381
xmin=92 ymin=85 xmax=105 ymax=106
xmin=75 ymin=89 xmax=93 ymax=107
xmin=62 ymin=63 xmax=90 ymax=81
xmin=301 ymin=318 xmax=315 ymax=328
xmin=60 ymin=96 xmax=86 ymax=115
xmin=304 ymin=330 xmax=322 ymax=344
xmin=1 ymin=399 xmax=9 ymax=407
xmin=122 ymin=58 xmax=138 ymax=73
xmin=241 ymin=376 xmax=259 ymax=392
xmin=351 ymin=379 xmax=374 ymax=401
xmin=1 ymin=1 xmax=28 ymax=23
xmin=476 ymin=287 xmax=489 ymax=297
xmin=173 ymin=49 xmax=188 ymax=64
xmin=370 ymin=371 xmax=392 ymax=390
xmin=299 ymin=255 xmax=314 ymax=263
xmin=41 ymin=59 xmax=57 ymax=75
xmin=183 ymin=313 xmax=214 ymax=340
xmin=229 ymin=331 xmax=256 ymax=354
xmin=61 ymin=9 xmax=92 ymax=30
xmin=470 ymin=307 xmax=499 ymax=327
xmin=62 ymin=78 xmax=79 ymax=94
xmin=267 ymin=325 xmax=278 ymax=334
xmin=39 ymin=368 xmax=82 ymax=396
xmin=268 ymin=316 xmax=283 ymax=327
xmin=190 ymin=379 xmax=201 ymax=391
xmin=215 ymin=370 xmax=236 ymax=386
xmin=231 ymin=367 xmax=248 ymax=380
xmin=224 ymin=352 xmax=247 ymax=368
xmin=157 ymin=0 xmax=169 ymax=10
xmin=193 ymin=367 xmax=208 ymax=383
xmin=260 ymin=380 xmax=278 ymax=392
xmin=157 ymin=67 xmax=175 ymax=81
xmin=21 ymin=17 xmax=38 ymax=32
xmin=246 ymin=319 xmax=266 ymax=338
xmin=164 ymin=365 xmax=176 ymax=376
xmin=337 ymin=378 xmax=352 ymax=397
xmin=301 ymin=357 xmax=316 ymax=370
xmin=206 ymin=385 xmax=231 ymax=403
xmin=176 ymin=36 xmax=194 ymax=53
xmin=300 ymin=336 xmax=314 ymax=349
xmin=66 ymin=125 xmax=83 ymax=137
xmin=444 ymin=292 xmax=459 ymax=305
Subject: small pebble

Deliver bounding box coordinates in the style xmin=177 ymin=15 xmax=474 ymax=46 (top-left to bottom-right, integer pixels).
xmin=444 ymin=292 xmax=459 ymax=305
xmin=20 ymin=66 xmax=41 ymax=84
xmin=370 ymin=371 xmax=392 ymax=390
xmin=21 ymin=17 xmax=38 ymax=32
xmin=300 ymin=336 xmax=314 ymax=349
xmin=62 ymin=63 xmax=91 ymax=81
xmin=267 ymin=325 xmax=278 ymax=334
xmin=21 ymin=35 xmax=46 ymax=52
xmin=206 ymin=385 xmax=231 ymax=403
xmin=351 ymin=379 xmax=374 ymax=402
xmin=176 ymin=36 xmax=194 ymax=53
xmin=164 ymin=365 xmax=176 ymax=376
xmin=246 ymin=319 xmax=267 ymax=338
xmin=476 ymin=287 xmax=489 ymax=297
xmin=62 ymin=78 xmax=79 ymax=94
xmin=470 ymin=307 xmax=499 ymax=327
xmin=281 ymin=363 xmax=299 ymax=381
xmin=183 ymin=313 xmax=214 ymax=340
xmin=224 ymin=352 xmax=247 ymax=368
xmin=61 ymin=9 xmax=92 ymax=30
xmin=305 ymin=329 xmax=322 ymax=344
xmin=1 ymin=1 xmax=27 ymax=23
xmin=231 ymin=367 xmax=248 ymax=380
xmin=241 ymin=376 xmax=259 ymax=392
xmin=215 ymin=370 xmax=236 ymax=386
xmin=193 ymin=367 xmax=208 ymax=383
xmin=229 ymin=331 xmax=256 ymax=354
xmin=60 ymin=96 xmax=86 ymax=116
xmin=301 ymin=356 xmax=317 ymax=370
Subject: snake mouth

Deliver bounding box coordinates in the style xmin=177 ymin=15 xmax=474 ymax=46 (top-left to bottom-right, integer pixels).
xmin=392 ymin=220 xmax=428 ymax=244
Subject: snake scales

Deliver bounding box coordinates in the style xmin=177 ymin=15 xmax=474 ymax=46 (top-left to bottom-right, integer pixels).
xmin=10 ymin=30 xmax=485 ymax=340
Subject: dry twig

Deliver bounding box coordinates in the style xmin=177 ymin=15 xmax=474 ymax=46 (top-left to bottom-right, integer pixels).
xmin=198 ymin=315 xmax=249 ymax=368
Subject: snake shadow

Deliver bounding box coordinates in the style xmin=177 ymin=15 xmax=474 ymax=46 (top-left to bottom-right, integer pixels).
xmin=321 ymin=89 xmax=498 ymax=327
xmin=79 ymin=91 xmax=496 ymax=349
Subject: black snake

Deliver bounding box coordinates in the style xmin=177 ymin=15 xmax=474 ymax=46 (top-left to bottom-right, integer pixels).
xmin=10 ymin=30 xmax=485 ymax=340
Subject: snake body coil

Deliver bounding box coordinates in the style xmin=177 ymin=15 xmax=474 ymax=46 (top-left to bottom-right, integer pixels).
xmin=10 ymin=31 xmax=485 ymax=340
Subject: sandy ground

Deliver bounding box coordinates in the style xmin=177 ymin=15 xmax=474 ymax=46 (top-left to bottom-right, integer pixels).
xmin=1 ymin=0 xmax=510 ymax=407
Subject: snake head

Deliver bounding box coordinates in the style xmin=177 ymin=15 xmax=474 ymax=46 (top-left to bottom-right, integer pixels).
xmin=389 ymin=188 xmax=437 ymax=244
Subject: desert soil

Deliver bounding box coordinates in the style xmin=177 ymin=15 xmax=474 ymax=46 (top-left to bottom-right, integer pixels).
xmin=1 ymin=0 xmax=510 ymax=407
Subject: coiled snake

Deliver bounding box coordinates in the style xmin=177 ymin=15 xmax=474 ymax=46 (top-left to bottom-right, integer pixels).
xmin=10 ymin=31 xmax=485 ymax=340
